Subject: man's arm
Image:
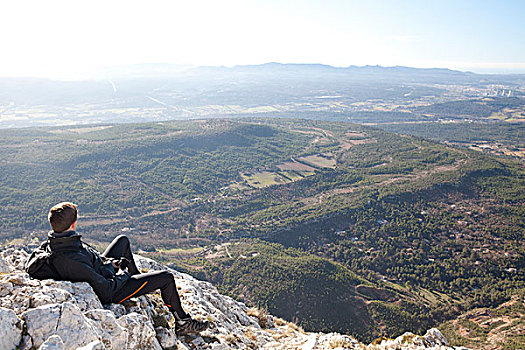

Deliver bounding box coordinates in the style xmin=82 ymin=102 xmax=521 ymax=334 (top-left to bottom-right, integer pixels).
xmin=59 ymin=259 xmax=126 ymax=304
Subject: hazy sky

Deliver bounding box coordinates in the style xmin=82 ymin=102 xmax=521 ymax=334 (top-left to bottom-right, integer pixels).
xmin=1 ymin=0 xmax=524 ymax=78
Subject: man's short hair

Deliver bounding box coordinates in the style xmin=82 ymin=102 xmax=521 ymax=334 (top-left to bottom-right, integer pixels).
xmin=48 ymin=202 xmax=78 ymax=233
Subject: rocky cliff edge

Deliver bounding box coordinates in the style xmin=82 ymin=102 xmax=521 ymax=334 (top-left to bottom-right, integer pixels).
xmin=0 ymin=248 xmax=464 ymax=350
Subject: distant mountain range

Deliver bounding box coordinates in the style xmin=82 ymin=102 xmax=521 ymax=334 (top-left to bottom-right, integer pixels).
xmin=3 ymin=62 xmax=525 ymax=82
xmin=103 ymin=62 xmax=524 ymax=83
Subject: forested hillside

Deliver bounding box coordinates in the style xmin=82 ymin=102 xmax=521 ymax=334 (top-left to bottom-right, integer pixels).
xmin=1 ymin=118 xmax=523 ymax=343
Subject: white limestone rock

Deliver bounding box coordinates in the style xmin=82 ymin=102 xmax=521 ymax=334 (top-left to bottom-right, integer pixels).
xmin=0 ymin=254 xmax=11 ymax=273
xmin=30 ymin=285 xmax=73 ymax=308
xmin=0 ymin=247 xmax=27 ymax=271
xmin=104 ymin=303 xmax=127 ymax=317
xmin=21 ymin=302 xmax=100 ymax=349
xmin=85 ymin=308 xmax=128 ymax=349
xmin=381 ymin=328 xmax=449 ymax=349
xmin=21 ymin=303 xmax=62 ymax=348
xmin=117 ymin=312 xmax=162 ymax=350
xmin=47 ymin=279 xmax=104 ymax=311
xmin=38 ymin=335 xmax=64 ymax=350
xmin=75 ymin=340 xmax=105 ymax=350
xmin=0 ymin=307 xmax=23 ymax=350
xmin=0 ymin=272 xmax=101 ymax=315
xmin=0 ymin=279 xmax=13 ymax=297
xmin=378 ymin=328 xmax=451 ymax=350
xmin=423 ymin=328 xmax=449 ymax=347
xmin=155 ymin=326 xmax=178 ymax=349
xmin=56 ymin=302 xmax=101 ymax=349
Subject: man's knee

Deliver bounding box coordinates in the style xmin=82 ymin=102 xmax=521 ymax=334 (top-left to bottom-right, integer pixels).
xmin=156 ymin=270 xmax=175 ymax=285
xmin=114 ymin=234 xmax=129 ymax=242
xmin=159 ymin=270 xmax=174 ymax=279
xmin=114 ymin=234 xmax=130 ymax=246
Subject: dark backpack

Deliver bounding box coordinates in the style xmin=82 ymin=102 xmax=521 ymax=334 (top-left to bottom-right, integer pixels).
xmin=25 ymin=241 xmax=61 ymax=280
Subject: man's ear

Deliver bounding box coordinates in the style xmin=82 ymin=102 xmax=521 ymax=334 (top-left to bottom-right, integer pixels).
xmin=70 ymin=220 xmax=77 ymax=231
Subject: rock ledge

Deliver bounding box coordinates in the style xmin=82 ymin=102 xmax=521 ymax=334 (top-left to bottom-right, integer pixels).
xmin=0 ymin=248 xmax=464 ymax=349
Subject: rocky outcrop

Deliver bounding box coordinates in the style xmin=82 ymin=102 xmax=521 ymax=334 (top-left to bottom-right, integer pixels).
xmin=0 ymin=248 xmax=463 ymax=349
xmin=0 ymin=307 xmax=23 ymax=349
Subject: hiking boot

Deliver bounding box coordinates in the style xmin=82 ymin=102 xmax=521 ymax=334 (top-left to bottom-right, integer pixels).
xmin=176 ymin=317 xmax=209 ymax=335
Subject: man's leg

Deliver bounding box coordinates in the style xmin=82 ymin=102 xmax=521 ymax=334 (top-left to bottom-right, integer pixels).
xmin=101 ymin=235 xmax=140 ymax=275
xmin=111 ymin=270 xmax=190 ymax=320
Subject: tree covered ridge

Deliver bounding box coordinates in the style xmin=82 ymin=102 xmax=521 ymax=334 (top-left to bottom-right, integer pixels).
xmin=0 ymin=118 xmax=522 ymax=344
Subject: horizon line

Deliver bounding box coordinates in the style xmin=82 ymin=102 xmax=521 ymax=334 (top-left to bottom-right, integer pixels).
xmin=1 ymin=61 xmax=525 ymax=80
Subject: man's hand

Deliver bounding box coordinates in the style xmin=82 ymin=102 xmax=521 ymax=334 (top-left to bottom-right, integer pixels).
xmin=112 ymin=257 xmax=130 ymax=270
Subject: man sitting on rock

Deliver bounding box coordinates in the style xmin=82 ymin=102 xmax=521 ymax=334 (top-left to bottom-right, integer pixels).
xmin=41 ymin=201 xmax=209 ymax=335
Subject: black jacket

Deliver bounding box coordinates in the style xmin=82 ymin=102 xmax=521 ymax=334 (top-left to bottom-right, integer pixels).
xmin=48 ymin=231 xmax=130 ymax=304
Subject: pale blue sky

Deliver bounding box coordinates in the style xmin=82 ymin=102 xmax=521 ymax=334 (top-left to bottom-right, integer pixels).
xmin=0 ymin=0 xmax=523 ymax=78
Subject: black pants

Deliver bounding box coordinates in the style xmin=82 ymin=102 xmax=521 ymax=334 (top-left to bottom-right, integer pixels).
xmin=101 ymin=235 xmax=189 ymax=319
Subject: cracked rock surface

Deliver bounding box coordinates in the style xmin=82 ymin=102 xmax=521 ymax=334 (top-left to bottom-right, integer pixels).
xmin=0 ymin=248 xmax=465 ymax=349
